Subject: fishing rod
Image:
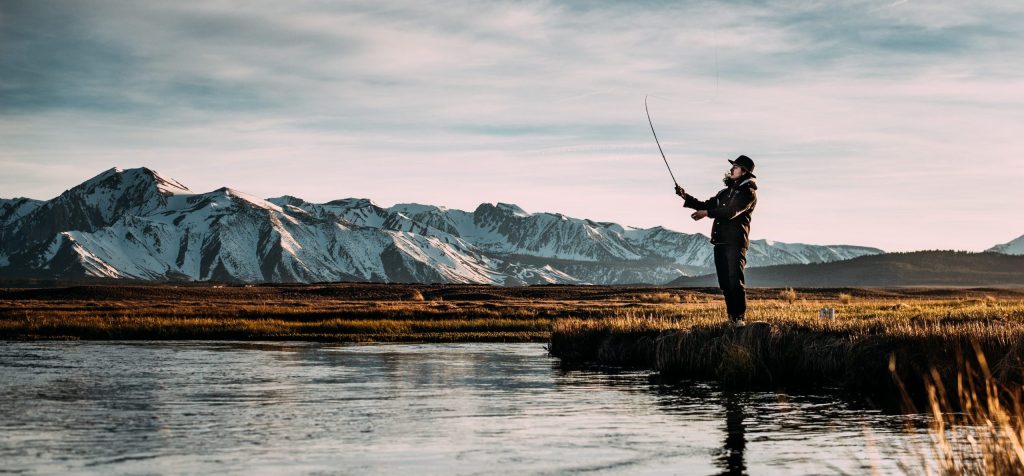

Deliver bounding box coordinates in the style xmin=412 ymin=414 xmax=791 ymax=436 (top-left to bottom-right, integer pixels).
xmin=644 ymin=95 xmax=679 ymax=188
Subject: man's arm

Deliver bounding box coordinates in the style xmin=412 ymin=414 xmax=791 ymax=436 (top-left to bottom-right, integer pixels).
xmin=684 ymin=194 xmax=712 ymax=210
xmin=675 ymin=186 xmax=714 ymax=210
xmin=707 ymin=187 xmax=756 ymax=220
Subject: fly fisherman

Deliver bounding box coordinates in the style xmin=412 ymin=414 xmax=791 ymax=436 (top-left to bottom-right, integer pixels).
xmin=675 ymin=155 xmax=758 ymax=327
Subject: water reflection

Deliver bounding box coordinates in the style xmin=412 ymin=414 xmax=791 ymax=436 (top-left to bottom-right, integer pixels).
xmin=719 ymin=392 xmax=746 ymax=476
xmin=553 ymin=362 xmax=922 ymax=475
xmin=0 ymin=342 xmax=921 ymax=474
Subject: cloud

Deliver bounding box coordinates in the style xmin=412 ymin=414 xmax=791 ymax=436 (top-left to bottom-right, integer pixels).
xmin=1 ymin=0 xmax=1022 ymax=251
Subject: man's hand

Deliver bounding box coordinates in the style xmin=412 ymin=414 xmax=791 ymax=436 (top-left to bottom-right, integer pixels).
xmin=674 ymin=185 xmax=685 ymax=197
xmin=691 ymin=210 xmax=708 ymax=221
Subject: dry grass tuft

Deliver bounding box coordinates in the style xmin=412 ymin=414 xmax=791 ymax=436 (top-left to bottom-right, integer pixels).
xmin=636 ymin=292 xmax=681 ymax=304
xmin=838 ymin=293 xmax=853 ymax=304
xmin=780 ymin=288 xmax=798 ymax=303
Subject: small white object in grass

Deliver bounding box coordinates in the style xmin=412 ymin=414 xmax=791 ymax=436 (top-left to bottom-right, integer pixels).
xmin=819 ymin=307 xmax=836 ymax=319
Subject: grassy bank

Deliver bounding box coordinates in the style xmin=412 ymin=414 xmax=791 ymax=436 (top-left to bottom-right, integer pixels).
xmin=549 ymin=291 xmax=1024 ymax=405
xmin=3 ymin=284 xmax=1023 ymax=351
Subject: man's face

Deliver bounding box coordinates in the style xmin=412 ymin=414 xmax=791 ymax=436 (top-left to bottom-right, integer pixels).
xmin=728 ymin=164 xmax=745 ymax=180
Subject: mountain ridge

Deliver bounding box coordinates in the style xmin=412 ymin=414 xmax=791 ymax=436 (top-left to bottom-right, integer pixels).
xmin=2 ymin=167 xmax=889 ymax=284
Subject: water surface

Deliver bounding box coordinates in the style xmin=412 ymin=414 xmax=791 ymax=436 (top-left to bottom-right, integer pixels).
xmin=0 ymin=342 xmax=923 ymax=474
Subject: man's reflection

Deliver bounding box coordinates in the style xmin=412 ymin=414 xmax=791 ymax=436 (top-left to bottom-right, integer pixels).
xmin=717 ymin=391 xmax=746 ymax=476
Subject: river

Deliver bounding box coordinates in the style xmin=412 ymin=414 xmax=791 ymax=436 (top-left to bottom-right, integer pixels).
xmin=0 ymin=342 xmax=926 ymax=475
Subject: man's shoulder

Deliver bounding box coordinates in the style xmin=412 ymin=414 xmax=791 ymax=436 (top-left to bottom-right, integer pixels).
xmin=740 ymin=179 xmax=758 ymax=191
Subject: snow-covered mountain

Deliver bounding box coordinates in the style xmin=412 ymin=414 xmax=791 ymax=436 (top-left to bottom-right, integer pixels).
xmin=988 ymin=235 xmax=1024 ymax=255
xmin=0 ymin=167 xmax=884 ymax=284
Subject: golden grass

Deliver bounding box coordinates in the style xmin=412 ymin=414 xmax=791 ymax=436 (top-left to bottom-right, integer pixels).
xmin=3 ymin=285 xmax=1023 ymax=349
xmin=0 ymin=284 xmax=730 ymax=342
xmin=0 ymin=285 xmax=705 ymax=341
xmin=892 ymin=346 xmax=1024 ymax=475
xmin=552 ymin=296 xmax=1024 ymax=336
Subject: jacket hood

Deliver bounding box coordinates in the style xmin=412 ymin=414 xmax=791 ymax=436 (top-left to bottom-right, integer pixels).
xmin=736 ymin=178 xmax=758 ymax=190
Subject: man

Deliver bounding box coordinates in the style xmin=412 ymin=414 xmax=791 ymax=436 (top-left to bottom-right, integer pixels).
xmin=675 ymin=155 xmax=758 ymax=327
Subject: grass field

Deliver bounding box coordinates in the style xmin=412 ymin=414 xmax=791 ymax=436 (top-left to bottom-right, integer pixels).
xmin=0 ymin=283 xmax=735 ymax=342
xmin=3 ymin=284 xmax=1022 ymax=344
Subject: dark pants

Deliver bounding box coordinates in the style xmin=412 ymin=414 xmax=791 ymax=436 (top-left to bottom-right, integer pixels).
xmin=714 ymin=244 xmax=747 ymax=320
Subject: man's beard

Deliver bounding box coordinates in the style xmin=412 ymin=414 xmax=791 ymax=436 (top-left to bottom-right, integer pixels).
xmin=723 ymin=174 xmax=735 ymax=187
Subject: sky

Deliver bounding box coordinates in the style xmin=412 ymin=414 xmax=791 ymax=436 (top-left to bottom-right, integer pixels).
xmin=1 ymin=0 xmax=1022 ymax=252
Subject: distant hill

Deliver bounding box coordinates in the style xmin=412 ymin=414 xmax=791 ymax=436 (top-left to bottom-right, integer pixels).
xmin=667 ymin=251 xmax=1024 ymax=287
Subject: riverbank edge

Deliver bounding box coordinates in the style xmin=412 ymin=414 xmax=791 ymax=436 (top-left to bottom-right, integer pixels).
xmin=547 ymin=322 xmax=1024 ymax=405
xmin=3 ymin=331 xmax=550 ymax=343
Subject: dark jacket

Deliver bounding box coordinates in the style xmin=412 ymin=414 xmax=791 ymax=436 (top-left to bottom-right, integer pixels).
xmin=683 ymin=178 xmax=758 ymax=249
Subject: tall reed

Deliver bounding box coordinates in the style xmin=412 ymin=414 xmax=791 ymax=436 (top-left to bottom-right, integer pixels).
xmin=895 ymin=345 xmax=1024 ymax=475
